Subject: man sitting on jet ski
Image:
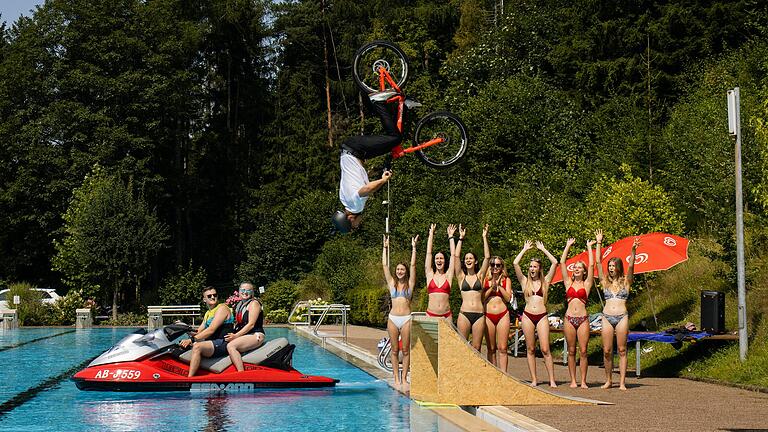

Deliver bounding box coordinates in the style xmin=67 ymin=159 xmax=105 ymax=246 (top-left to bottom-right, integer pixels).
xmin=179 ymin=286 xmax=234 ymax=377
xmin=224 ymin=282 xmax=266 ymax=371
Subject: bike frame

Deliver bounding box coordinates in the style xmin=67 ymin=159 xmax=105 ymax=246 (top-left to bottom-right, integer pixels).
xmin=377 ymin=66 xmax=445 ymax=159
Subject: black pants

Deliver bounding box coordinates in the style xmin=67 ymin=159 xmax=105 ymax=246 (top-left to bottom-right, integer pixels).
xmin=342 ymin=98 xmax=403 ymax=160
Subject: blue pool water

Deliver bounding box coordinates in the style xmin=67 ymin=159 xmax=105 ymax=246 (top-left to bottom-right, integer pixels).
xmin=0 ymin=327 xmax=441 ymax=431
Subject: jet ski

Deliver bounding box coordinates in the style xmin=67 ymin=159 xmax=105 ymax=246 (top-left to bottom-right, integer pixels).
xmin=72 ymin=323 xmax=338 ymax=391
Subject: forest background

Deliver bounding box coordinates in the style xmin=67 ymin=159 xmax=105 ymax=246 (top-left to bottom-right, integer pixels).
xmin=1 ymin=0 xmax=768 ymax=384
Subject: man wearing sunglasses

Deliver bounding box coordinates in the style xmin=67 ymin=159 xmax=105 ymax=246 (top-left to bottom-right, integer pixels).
xmin=179 ymin=286 xmax=234 ymax=377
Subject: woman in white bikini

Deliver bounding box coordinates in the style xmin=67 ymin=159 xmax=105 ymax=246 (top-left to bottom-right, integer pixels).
xmin=383 ymin=234 xmax=418 ymax=391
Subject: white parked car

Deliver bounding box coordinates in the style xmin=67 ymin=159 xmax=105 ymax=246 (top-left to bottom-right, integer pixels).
xmin=0 ymin=288 xmax=61 ymax=309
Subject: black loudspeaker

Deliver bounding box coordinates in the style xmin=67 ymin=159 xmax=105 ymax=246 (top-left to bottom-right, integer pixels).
xmin=701 ymin=290 xmax=725 ymax=333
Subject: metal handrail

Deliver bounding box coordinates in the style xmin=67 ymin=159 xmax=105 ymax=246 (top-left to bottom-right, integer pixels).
xmin=287 ymin=301 xmax=311 ymax=325
xmin=309 ymin=304 xmax=350 ymax=343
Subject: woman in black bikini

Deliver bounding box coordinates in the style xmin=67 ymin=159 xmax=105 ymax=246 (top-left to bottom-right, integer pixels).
xmin=595 ymin=229 xmax=638 ymax=390
xmin=383 ymin=234 xmax=419 ymax=391
xmin=560 ymin=237 xmax=595 ymax=388
xmin=453 ymin=224 xmax=490 ymax=351
xmin=513 ymin=240 xmax=558 ymax=387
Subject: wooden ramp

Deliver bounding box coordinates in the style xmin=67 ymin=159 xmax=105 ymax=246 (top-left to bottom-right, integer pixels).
xmin=410 ymin=316 xmax=598 ymax=406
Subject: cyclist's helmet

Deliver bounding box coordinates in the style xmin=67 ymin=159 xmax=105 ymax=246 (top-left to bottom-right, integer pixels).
xmin=332 ymin=210 xmax=353 ymax=234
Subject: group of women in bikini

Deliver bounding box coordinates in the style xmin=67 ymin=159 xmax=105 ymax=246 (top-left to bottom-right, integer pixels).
xmin=383 ymin=225 xmax=639 ymax=392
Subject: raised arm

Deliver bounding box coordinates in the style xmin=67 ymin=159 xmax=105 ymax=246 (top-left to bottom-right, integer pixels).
xmin=454 ymin=225 xmax=466 ymax=279
xmin=478 ymin=224 xmax=491 ymax=277
xmin=382 ymin=235 xmax=394 ymax=287
xmin=595 ymin=229 xmax=606 ymax=285
xmin=409 ymin=235 xmax=419 ymax=291
xmin=425 ymin=223 xmax=435 ymax=279
xmin=447 ymin=224 xmax=458 ymax=279
xmin=358 ymin=170 xmax=392 ymax=197
xmin=585 ymin=239 xmax=596 ymax=290
xmin=560 ymin=238 xmax=575 ymax=286
xmin=626 ymin=237 xmax=640 ymax=287
xmin=537 ymin=241 xmax=559 ymax=284
xmin=512 ymin=240 xmax=533 ymax=285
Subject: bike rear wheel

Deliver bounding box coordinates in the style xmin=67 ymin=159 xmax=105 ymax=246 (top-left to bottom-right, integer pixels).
xmin=414 ymin=112 xmax=469 ymax=169
xmin=353 ymin=40 xmax=409 ymax=94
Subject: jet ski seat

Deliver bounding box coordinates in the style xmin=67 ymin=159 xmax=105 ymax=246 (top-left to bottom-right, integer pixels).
xmin=178 ymin=337 xmax=290 ymax=373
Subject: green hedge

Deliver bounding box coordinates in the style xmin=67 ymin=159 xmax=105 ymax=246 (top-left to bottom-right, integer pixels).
xmin=346 ymin=286 xmax=389 ymax=328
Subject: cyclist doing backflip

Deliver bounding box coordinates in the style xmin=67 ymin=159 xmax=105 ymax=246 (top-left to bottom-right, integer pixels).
xmin=333 ymin=91 xmax=405 ymax=233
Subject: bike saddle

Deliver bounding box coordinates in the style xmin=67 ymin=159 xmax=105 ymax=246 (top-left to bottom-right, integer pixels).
xmin=368 ymin=90 xmax=399 ymax=102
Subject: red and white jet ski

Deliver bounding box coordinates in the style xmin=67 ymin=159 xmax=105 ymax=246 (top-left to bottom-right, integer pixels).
xmin=72 ymin=323 xmax=338 ymax=391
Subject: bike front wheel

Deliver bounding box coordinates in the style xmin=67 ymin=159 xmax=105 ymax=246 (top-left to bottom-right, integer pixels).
xmin=353 ymin=40 xmax=409 ymax=94
xmin=414 ymin=112 xmax=469 ymax=169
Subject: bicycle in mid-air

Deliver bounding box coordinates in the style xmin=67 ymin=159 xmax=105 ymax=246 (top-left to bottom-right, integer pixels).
xmin=352 ymin=40 xmax=468 ymax=169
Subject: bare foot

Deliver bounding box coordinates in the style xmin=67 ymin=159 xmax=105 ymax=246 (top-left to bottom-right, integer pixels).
xmin=549 ymin=382 xmax=558 ymax=388
xmin=601 ymin=382 xmax=612 ymax=389
xmin=529 ymin=381 xmax=538 ymax=387
xmin=569 ymin=381 xmax=578 ymax=388
xmin=580 ymin=383 xmax=589 ymax=389
xmin=402 ymin=382 xmax=410 ymax=392
xmin=619 ymin=384 xmax=627 ymax=391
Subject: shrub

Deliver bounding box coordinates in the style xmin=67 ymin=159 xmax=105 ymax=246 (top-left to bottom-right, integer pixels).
xmin=101 ymin=312 xmax=146 ymax=326
xmin=262 ymin=280 xmax=298 ymax=312
xmin=297 ymin=274 xmax=333 ymax=301
xmin=7 ymin=282 xmax=54 ymax=325
xmin=158 ymin=261 xmax=208 ymax=306
xmin=347 ymin=286 xmax=388 ymax=327
xmin=266 ymin=309 xmax=289 ymax=324
xmin=51 ymin=290 xmax=88 ymax=325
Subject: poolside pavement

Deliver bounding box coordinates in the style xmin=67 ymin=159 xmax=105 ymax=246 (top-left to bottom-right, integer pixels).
xmin=303 ymin=324 xmax=768 ymax=432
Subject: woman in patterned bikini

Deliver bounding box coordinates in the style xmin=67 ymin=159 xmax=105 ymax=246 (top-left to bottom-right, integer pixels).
xmin=513 ymin=240 xmax=558 ymax=387
xmin=560 ymin=237 xmax=595 ymax=388
xmin=453 ymin=224 xmax=490 ymax=351
xmin=595 ymin=229 xmax=638 ymax=390
xmin=483 ymin=255 xmax=513 ymax=372
xmin=383 ymin=234 xmax=419 ymax=391
xmin=425 ymin=223 xmax=457 ymax=319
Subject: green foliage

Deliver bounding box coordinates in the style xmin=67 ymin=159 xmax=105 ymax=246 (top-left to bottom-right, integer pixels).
xmin=346 ymin=286 xmax=388 ymax=327
xmin=585 ymin=164 xmax=684 ymax=242
xmin=313 ymin=237 xmax=369 ymax=302
xmin=239 ymin=191 xmax=337 ymax=285
xmin=50 ymin=290 xmax=88 ymax=325
xmin=53 ymin=166 xmax=168 ymax=318
xmin=296 ymin=274 xmax=333 ymax=301
xmin=266 ymin=309 xmax=289 ymax=324
xmin=261 ymin=279 xmax=298 ymax=313
xmin=7 ymin=282 xmax=53 ymax=325
xmin=100 ymin=312 xmax=146 ymax=326
xmin=158 ymin=261 xmax=208 ymax=306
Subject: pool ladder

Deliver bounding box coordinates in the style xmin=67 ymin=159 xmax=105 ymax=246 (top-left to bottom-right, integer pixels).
xmin=289 ymin=302 xmax=350 ymax=346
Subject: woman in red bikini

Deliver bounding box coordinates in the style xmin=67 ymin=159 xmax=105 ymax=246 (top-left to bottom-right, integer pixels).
xmin=453 ymin=224 xmax=490 ymax=351
xmin=483 ymin=255 xmax=513 ymax=371
xmin=513 ymin=240 xmax=558 ymax=387
xmin=560 ymin=237 xmax=595 ymax=388
xmin=424 ymin=223 xmax=457 ymax=319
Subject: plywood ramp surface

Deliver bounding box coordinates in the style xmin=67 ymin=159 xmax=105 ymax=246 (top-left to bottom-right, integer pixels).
xmin=411 ymin=317 xmax=592 ymax=406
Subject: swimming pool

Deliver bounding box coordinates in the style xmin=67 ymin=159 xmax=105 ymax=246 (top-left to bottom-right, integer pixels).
xmin=0 ymin=327 xmax=441 ymax=431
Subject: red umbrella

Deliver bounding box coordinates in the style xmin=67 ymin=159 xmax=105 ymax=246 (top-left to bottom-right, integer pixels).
xmin=548 ymin=233 xmax=690 ymax=284
xmin=597 ymin=233 xmax=690 ymax=276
